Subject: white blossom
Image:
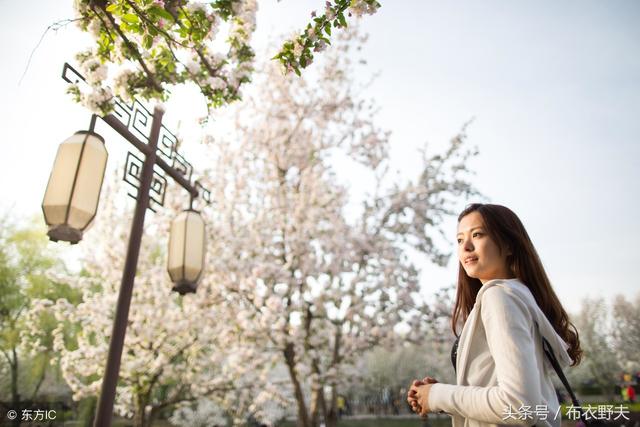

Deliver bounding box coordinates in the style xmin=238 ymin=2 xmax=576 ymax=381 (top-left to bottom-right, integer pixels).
xmin=197 ymin=30 xmax=479 ymax=424
xmin=206 ymin=76 xmax=226 ymax=90
xmin=87 ymin=18 xmax=101 ymax=37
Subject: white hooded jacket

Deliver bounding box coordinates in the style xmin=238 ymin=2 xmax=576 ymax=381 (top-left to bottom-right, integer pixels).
xmin=428 ymin=278 xmax=573 ymax=427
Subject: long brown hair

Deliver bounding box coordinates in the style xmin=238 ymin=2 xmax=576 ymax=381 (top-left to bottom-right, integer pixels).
xmin=451 ymin=203 xmax=582 ymax=366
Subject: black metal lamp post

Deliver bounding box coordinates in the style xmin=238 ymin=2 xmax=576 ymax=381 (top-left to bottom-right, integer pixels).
xmin=42 ymin=63 xmax=212 ymax=427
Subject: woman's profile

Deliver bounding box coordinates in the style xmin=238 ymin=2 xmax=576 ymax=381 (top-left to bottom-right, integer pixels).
xmin=407 ymin=203 xmax=582 ymax=427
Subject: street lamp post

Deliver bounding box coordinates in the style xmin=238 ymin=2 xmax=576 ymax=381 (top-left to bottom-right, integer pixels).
xmin=43 ymin=63 xmax=211 ymax=427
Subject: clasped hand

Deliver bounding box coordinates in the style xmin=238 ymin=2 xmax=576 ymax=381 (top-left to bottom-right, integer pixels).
xmin=406 ymin=376 xmax=438 ymax=417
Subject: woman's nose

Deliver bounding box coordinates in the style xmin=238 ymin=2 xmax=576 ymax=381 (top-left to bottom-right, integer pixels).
xmin=463 ymin=239 xmax=474 ymax=251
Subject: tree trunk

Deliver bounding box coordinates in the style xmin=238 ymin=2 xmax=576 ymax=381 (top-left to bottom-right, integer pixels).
xmin=133 ymin=392 xmax=149 ymax=427
xmin=284 ymin=344 xmax=310 ymax=427
xmin=318 ymin=386 xmax=329 ymax=427
xmin=326 ymin=325 xmax=342 ymax=427
xmin=309 ymin=359 xmax=326 ymax=427
xmin=310 ymin=386 xmax=320 ymax=427
xmin=310 ymin=384 xmax=330 ymax=427
xmin=79 ymin=397 xmax=97 ymax=427
xmin=30 ymin=358 xmax=47 ymax=401
xmin=326 ymin=382 xmax=338 ymax=427
xmin=10 ymin=348 xmax=20 ymax=427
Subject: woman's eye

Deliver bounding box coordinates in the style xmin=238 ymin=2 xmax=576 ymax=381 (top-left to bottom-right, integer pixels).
xmin=456 ymin=238 xmax=462 ymax=244
xmin=473 ymin=232 xmax=482 ymax=238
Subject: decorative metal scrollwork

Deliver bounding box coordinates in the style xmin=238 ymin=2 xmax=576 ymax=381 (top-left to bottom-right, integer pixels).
xmin=62 ymin=62 xmax=86 ymax=85
xmin=194 ymin=181 xmax=212 ymax=205
xmin=157 ymin=127 xmax=177 ymax=165
xmin=112 ymin=98 xmax=177 ymax=163
xmin=112 ymin=98 xmax=133 ymax=128
xmin=124 ymin=151 xmax=167 ymax=212
xmin=172 ymin=152 xmax=193 ymax=182
xmin=149 ymin=171 xmax=168 ymax=211
xmin=62 ymin=62 xmax=211 ymax=212
xmin=112 ymin=99 xmax=153 ymax=143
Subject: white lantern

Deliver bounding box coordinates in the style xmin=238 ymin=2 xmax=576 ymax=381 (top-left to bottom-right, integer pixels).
xmin=168 ymin=209 xmax=206 ymax=294
xmin=42 ymin=131 xmax=108 ymax=244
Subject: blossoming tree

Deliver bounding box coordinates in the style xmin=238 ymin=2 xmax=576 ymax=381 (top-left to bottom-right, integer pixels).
xmin=70 ymin=0 xmax=381 ymax=114
xmin=33 ymin=179 xmax=283 ymax=427
xmin=199 ymin=32 xmax=480 ymax=427
xmin=0 ymin=221 xmax=80 ymax=422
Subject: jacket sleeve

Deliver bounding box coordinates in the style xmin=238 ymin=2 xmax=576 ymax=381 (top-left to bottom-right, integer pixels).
xmin=428 ymin=286 xmax=544 ymax=425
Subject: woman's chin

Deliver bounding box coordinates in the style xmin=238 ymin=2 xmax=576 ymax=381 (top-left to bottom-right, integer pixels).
xmin=464 ymin=268 xmax=480 ymax=279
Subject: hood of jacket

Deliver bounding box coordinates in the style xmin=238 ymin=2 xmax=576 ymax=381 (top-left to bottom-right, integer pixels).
xmin=477 ymin=278 xmax=573 ymax=369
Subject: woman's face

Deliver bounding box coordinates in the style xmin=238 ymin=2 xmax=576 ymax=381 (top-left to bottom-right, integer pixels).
xmin=457 ymin=211 xmax=511 ymax=284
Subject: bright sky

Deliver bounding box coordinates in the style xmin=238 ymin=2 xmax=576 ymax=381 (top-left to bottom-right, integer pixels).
xmin=1 ymin=1 xmax=639 ymax=314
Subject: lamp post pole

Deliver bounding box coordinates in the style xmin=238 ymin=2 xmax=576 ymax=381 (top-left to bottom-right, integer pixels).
xmin=93 ymin=107 xmax=161 ymax=427
xmin=54 ymin=62 xmax=211 ymax=427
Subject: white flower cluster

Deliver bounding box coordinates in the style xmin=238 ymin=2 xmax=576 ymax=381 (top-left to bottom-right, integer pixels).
xmin=292 ymin=40 xmax=304 ymax=59
xmin=112 ymin=68 xmax=136 ymax=103
xmin=325 ymin=2 xmax=337 ymax=20
xmin=80 ymin=57 xmax=107 ymax=84
xmin=87 ymin=18 xmax=101 ymax=37
xmin=82 ymin=86 xmax=113 ymax=114
xmin=169 ymin=399 xmax=226 ymax=427
xmin=72 ymin=0 xmax=259 ymax=111
xmin=349 ymin=0 xmax=381 ymax=17
xmin=226 ymin=0 xmax=258 ymax=88
xmin=185 ymin=2 xmax=206 ymax=13
xmin=70 ymin=50 xmax=114 ymax=114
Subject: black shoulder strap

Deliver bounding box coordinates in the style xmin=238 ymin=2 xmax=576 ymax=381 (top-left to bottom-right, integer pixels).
xmin=537 ymin=323 xmax=589 ymax=423
xmin=540 ymin=335 xmax=581 ymax=407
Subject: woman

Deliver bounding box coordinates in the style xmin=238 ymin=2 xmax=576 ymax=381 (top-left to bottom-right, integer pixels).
xmin=407 ymin=203 xmax=582 ymax=426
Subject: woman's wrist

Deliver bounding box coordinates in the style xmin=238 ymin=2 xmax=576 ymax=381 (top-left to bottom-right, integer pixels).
xmin=427 ymin=382 xmax=441 ymax=413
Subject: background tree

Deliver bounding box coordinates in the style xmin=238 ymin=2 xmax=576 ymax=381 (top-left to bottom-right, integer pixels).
xmin=0 ymin=218 xmax=80 ymax=425
xmin=610 ymin=293 xmax=640 ymax=374
xmin=570 ymin=296 xmax=621 ymax=401
xmin=33 ymin=178 xmax=283 ymax=427
xmin=199 ymin=31 xmax=479 ymax=427
xmin=343 ymin=286 xmax=456 ymax=414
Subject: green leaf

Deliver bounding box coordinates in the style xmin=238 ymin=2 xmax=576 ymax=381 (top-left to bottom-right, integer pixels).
xmin=338 ymin=12 xmax=347 ymax=28
xmin=143 ymin=34 xmax=153 ymax=49
xmin=105 ymin=4 xmax=117 ymax=12
xmin=122 ymin=13 xmax=139 ymax=24
xmin=324 ymin=24 xmax=331 ymax=36
xmin=152 ymin=6 xmax=175 ymax=22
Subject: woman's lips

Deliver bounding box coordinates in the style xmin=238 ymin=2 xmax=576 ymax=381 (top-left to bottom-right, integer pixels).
xmin=464 ymin=257 xmax=478 ymax=264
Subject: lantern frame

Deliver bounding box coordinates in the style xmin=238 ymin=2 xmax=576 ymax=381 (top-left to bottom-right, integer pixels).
xmin=168 ymin=208 xmax=206 ymax=295
xmin=41 ymin=130 xmax=107 ymax=244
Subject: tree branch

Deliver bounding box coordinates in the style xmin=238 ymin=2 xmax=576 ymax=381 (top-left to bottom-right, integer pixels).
xmin=19 ymin=18 xmax=83 ymax=85
xmin=97 ymin=5 xmax=163 ymax=93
